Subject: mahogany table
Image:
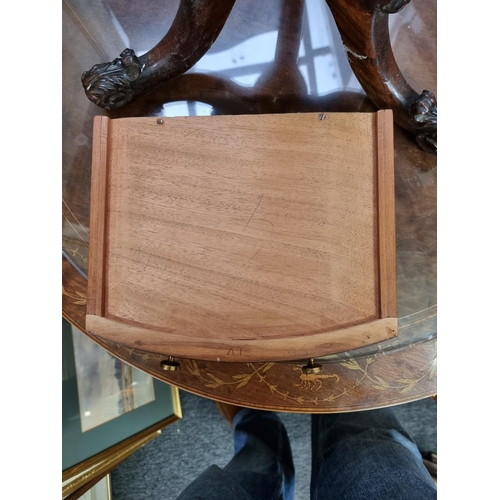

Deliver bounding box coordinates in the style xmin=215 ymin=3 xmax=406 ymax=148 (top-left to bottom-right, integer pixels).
xmin=63 ymin=0 xmax=436 ymax=412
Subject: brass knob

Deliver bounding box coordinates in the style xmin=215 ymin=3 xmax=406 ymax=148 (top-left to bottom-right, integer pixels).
xmin=160 ymin=356 xmax=180 ymax=371
xmin=301 ymin=358 xmax=322 ymax=375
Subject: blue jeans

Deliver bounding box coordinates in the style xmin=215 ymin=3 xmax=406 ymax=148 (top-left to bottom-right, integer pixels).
xmin=176 ymin=407 xmax=436 ymax=500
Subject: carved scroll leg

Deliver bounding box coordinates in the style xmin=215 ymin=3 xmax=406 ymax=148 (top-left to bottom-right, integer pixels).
xmin=82 ymin=0 xmax=237 ymax=110
xmin=325 ymin=0 xmax=437 ymax=153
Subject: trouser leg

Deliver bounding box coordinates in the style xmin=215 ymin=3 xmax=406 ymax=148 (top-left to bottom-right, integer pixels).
xmin=310 ymin=408 xmax=437 ymax=500
xmin=176 ymin=408 xmax=295 ymax=500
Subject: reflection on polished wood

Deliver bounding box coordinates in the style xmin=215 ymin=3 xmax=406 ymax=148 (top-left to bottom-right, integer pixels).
xmin=81 ymin=0 xmax=436 ymax=151
xmin=64 ymin=255 xmax=436 ymax=412
xmin=325 ymin=0 xmax=436 ymax=152
xmin=63 ymin=0 xmax=436 ymax=412
xmin=81 ymin=0 xmax=237 ymax=109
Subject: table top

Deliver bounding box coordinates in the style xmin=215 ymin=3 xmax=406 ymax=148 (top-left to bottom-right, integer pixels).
xmin=63 ymin=0 xmax=436 ymax=412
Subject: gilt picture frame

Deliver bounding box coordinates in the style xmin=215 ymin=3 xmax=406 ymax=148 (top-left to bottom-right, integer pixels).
xmin=62 ymin=319 xmax=182 ymax=496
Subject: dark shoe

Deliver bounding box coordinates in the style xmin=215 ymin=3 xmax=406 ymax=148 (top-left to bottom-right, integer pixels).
xmin=421 ymin=451 xmax=437 ymax=484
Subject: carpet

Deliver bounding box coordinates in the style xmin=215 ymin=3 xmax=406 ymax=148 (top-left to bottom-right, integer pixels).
xmin=111 ymin=390 xmax=436 ymax=499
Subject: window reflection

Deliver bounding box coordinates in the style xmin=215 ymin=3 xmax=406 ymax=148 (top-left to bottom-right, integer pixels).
xmin=192 ymin=31 xmax=279 ymax=87
xmin=181 ymin=0 xmax=362 ymax=96
xmin=162 ymin=101 xmax=214 ymax=117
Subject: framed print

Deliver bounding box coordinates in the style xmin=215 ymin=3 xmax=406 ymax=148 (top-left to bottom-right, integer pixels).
xmin=63 ymin=474 xmax=111 ymax=500
xmin=71 ymin=326 xmax=156 ymax=432
xmin=62 ymin=318 xmax=182 ymax=495
xmin=79 ymin=475 xmax=111 ymax=500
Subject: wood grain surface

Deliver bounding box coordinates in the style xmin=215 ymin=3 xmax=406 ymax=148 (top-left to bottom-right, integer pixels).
xmin=87 ymin=314 xmax=397 ymax=362
xmin=63 ymin=255 xmax=87 ymax=332
xmin=87 ymin=112 xmax=397 ymax=361
xmin=63 ymin=0 xmax=436 ymax=413
xmin=64 ymin=254 xmax=435 ymax=413
xmin=376 ymin=110 xmax=397 ymax=318
xmin=102 ymin=336 xmax=436 ymax=413
xmin=87 ymin=116 xmax=109 ymax=316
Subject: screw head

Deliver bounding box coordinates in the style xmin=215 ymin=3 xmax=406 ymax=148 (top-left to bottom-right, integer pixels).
xmin=318 ymin=113 xmax=326 ymax=120
xmin=157 ymin=118 xmax=164 ymax=125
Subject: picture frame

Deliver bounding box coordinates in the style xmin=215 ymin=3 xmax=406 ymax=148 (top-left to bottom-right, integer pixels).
xmin=63 ymin=473 xmax=112 ymax=500
xmin=62 ymin=319 xmax=182 ymax=498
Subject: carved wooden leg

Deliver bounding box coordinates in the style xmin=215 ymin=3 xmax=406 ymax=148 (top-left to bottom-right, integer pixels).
xmin=325 ymin=0 xmax=437 ymax=153
xmin=81 ymin=0 xmax=236 ymax=110
xmin=254 ymin=0 xmax=308 ymax=113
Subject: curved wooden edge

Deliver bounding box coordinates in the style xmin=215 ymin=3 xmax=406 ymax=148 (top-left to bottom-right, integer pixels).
xmin=325 ymin=0 xmax=436 ymax=150
xmin=64 ymin=254 xmax=435 ymax=413
xmin=86 ymin=314 xmax=397 ymax=362
xmin=82 ymin=0 xmax=237 ymax=109
xmin=178 ymin=386 xmax=438 ymax=415
xmin=62 ymin=254 xmax=87 ymax=332
xmin=95 ymin=335 xmax=437 ymax=413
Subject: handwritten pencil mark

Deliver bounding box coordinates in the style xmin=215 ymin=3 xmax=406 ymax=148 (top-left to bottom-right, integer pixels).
xmin=244 ymin=195 xmax=264 ymax=229
xmin=246 ymin=247 xmax=262 ymax=264
xmin=253 ymin=219 xmax=274 ymax=233
xmin=244 ymin=219 xmax=275 ymax=264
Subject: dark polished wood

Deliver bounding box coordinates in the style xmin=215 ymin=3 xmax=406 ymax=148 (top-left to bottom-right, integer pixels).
xmin=63 ymin=254 xmax=436 ymax=412
xmin=325 ymin=0 xmax=436 ymax=153
xmin=81 ymin=0 xmax=436 ymax=151
xmin=82 ymin=0 xmax=237 ymax=109
xmin=64 ymin=0 xmax=436 ymax=412
xmin=62 ymin=255 xmax=87 ymax=332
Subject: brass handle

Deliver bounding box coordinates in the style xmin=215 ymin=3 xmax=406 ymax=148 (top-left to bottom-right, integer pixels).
xmin=301 ymin=358 xmax=323 ymax=374
xmin=160 ymin=356 xmax=180 ymax=371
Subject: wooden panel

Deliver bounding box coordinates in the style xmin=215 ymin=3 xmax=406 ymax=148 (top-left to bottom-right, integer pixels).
xmin=64 ymin=255 xmax=434 ymax=414
xmin=87 ymin=314 xmax=396 ymax=362
xmin=87 ymin=112 xmax=397 ymax=361
xmin=376 ymin=110 xmax=397 ymax=318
